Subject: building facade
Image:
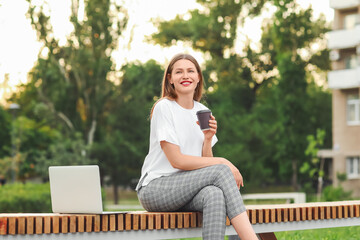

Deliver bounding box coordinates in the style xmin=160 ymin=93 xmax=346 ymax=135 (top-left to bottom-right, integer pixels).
xmin=323 ymin=0 xmax=360 ymax=197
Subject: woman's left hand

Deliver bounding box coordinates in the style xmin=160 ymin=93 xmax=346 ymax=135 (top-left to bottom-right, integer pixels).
xmin=197 ymin=115 xmax=217 ymax=140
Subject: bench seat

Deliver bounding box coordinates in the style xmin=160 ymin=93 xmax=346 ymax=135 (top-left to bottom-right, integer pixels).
xmin=1 ymin=200 xmax=360 ymax=239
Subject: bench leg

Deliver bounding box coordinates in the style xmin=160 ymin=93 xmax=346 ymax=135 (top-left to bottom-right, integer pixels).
xmin=257 ymin=232 xmax=277 ymax=240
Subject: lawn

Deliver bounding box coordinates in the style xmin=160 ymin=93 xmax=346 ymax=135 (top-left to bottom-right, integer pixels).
xmin=174 ymin=227 xmax=360 ymax=239
xmin=275 ymin=226 xmax=360 ymax=240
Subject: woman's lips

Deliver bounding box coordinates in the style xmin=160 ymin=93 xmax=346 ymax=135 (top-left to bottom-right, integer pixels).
xmin=180 ymin=81 xmax=192 ymax=86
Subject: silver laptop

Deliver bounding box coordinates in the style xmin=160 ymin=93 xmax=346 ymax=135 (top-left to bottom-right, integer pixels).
xmin=49 ymin=165 xmax=120 ymax=214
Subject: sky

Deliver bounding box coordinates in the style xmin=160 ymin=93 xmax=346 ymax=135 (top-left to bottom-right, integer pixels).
xmin=0 ymin=0 xmax=334 ymax=105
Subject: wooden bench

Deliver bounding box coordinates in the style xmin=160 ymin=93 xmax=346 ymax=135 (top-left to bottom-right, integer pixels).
xmin=1 ymin=201 xmax=360 ymax=239
xmin=243 ymin=192 xmax=306 ymax=204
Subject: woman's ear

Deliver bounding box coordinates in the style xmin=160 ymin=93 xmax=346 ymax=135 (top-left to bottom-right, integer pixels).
xmin=167 ymin=73 xmax=173 ymax=84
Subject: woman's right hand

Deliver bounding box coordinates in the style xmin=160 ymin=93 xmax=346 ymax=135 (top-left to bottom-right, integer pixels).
xmin=221 ymin=159 xmax=243 ymax=189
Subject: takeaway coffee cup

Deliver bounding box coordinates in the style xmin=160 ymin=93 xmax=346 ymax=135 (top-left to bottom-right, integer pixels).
xmin=196 ymin=109 xmax=212 ymax=130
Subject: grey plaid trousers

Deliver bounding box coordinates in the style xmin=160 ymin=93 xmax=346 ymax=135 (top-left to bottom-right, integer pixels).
xmin=137 ymin=164 xmax=246 ymax=240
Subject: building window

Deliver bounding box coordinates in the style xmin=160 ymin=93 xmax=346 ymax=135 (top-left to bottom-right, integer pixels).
xmin=347 ymin=94 xmax=360 ymax=125
xmin=347 ymin=157 xmax=360 ymax=179
xmin=344 ymin=54 xmax=358 ymax=69
xmin=343 ymin=13 xmax=359 ymax=29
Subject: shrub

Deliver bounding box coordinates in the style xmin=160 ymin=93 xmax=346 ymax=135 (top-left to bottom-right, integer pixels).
xmin=0 ymin=183 xmax=51 ymax=213
xmin=322 ymin=185 xmax=352 ymax=202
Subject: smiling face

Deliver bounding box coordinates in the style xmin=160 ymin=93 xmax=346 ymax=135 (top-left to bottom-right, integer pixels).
xmin=168 ymin=59 xmax=200 ymax=97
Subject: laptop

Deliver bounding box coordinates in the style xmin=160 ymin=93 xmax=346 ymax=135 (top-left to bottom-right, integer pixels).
xmin=49 ymin=165 xmax=123 ymax=214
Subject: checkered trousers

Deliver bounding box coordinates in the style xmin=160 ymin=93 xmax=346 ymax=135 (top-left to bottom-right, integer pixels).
xmin=137 ymin=164 xmax=246 ymax=240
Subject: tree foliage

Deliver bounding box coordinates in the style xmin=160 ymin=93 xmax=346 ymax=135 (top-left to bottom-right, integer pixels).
xmin=91 ymin=60 xmax=163 ymax=203
xmin=25 ymin=0 xmax=128 ymax=145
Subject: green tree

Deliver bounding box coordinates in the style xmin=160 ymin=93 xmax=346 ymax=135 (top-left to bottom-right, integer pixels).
xmin=301 ymin=128 xmax=326 ymax=200
xmin=24 ymin=0 xmax=128 ymax=146
xmin=0 ymin=106 xmax=11 ymax=158
xmin=261 ymin=0 xmax=330 ymax=189
xmin=10 ymin=0 xmax=129 ymax=183
xmin=92 ymin=60 xmax=163 ymax=203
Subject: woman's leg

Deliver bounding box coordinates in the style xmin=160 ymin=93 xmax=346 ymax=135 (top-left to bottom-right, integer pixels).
xmin=231 ymin=212 xmax=258 ymax=240
xmin=138 ymin=164 xmax=244 ymax=217
xmin=180 ymin=186 xmax=226 ymax=239
xmin=138 ymin=164 xmax=255 ymax=239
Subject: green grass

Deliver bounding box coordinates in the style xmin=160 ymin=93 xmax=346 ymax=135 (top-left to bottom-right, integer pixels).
xmin=172 ymin=227 xmax=360 ymax=240
xmin=275 ymin=226 xmax=360 ymax=239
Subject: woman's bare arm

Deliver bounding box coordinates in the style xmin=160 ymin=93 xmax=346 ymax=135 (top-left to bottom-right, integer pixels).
xmin=161 ymin=141 xmax=222 ymax=170
xmin=161 ymin=141 xmax=244 ymax=188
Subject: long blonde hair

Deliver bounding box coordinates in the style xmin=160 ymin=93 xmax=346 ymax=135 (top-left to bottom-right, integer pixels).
xmin=150 ymin=53 xmax=204 ymax=118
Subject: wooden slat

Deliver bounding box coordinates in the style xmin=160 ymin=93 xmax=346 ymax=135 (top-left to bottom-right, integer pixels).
xmin=289 ymin=208 xmax=294 ymax=222
xmin=102 ymin=214 xmax=108 ymax=232
xmin=140 ymin=214 xmax=146 ymax=230
xmin=183 ymin=213 xmax=190 ymax=228
xmin=69 ymin=215 xmax=76 ymax=233
xmin=338 ymin=206 xmax=343 ymax=219
xmin=109 ymin=215 xmax=116 ymax=231
xmin=251 ymin=210 xmax=256 ymax=224
xmin=270 ymin=209 xmax=276 ymax=223
xmin=319 ymin=206 xmax=325 ymax=220
xmin=355 ymin=205 xmax=360 ymax=217
xmin=147 ymin=214 xmax=154 ymax=230
xmin=35 ymin=216 xmax=43 ymax=234
xmin=276 ymin=208 xmax=282 ymax=222
xmin=117 ymin=214 xmax=124 ymax=231
xmin=44 ymin=216 xmax=51 ymax=234
xmin=86 ymin=215 xmax=93 ymax=232
xmin=27 ymin=216 xmax=34 ymax=234
xmin=170 ymin=213 xmax=176 ymax=229
xmin=133 ymin=214 xmax=139 ymax=230
xmin=295 ymin=207 xmax=300 ymax=221
xmin=78 ymin=215 xmax=85 ymax=233
xmin=0 ymin=217 xmax=7 ymax=235
xmin=177 ymin=213 xmax=183 ymax=228
xmin=332 ymin=206 xmax=337 ymax=219
xmin=94 ymin=215 xmax=100 ymax=232
xmin=313 ymin=206 xmax=319 ymax=220
xmin=17 ymin=217 xmax=25 ymax=235
xmin=301 ymin=207 xmax=306 ymax=221
xmin=52 ymin=216 xmax=59 ymax=234
xmin=307 ymin=207 xmax=312 ymax=221
xmin=125 ymin=214 xmax=132 ymax=230
xmin=283 ymin=208 xmax=288 ymax=222
xmin=155 ymin=214 xmax=161 ymax=230
xmin=61 ymin=216 xmax=68 ymax=233
xmin=163 ymin=214 xmax=169 ymax=229
xmin=258 ymin=209 xmax=263 ymax=224
xmin=349 ymin=205 xmax=354 ymax=218
xmin=190 ymin=212 xmax=196 ymax=228
xmin=344 ymin=205 xmax=348 ymax=219
xmin=226 ymin=217 xmax=231 ymax=226
xmin=325 ymin=206 xmax=331 ymax=219
xmin=264 ymin=209 xmax=270 ymax=223
xmin=8 ymin=217 xmax=16 ymax=235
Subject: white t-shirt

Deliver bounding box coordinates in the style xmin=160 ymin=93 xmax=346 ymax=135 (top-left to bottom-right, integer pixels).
xmin=135 ymin=98 xmax=218 ymax=191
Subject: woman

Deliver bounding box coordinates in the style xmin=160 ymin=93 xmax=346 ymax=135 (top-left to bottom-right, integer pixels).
xmin=136 ymin=53 xmax=257 ymax=240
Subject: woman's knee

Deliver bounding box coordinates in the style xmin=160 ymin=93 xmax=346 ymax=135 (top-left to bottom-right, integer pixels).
xmin=202 ymin=186 xmax=225 ymax=205
xmin=212 ymin=164 xmax=233 ymax=178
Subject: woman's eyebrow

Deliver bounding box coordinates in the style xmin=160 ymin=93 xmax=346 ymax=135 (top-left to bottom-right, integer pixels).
xmin=174 ymin=67 xmax=196 ymax=71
